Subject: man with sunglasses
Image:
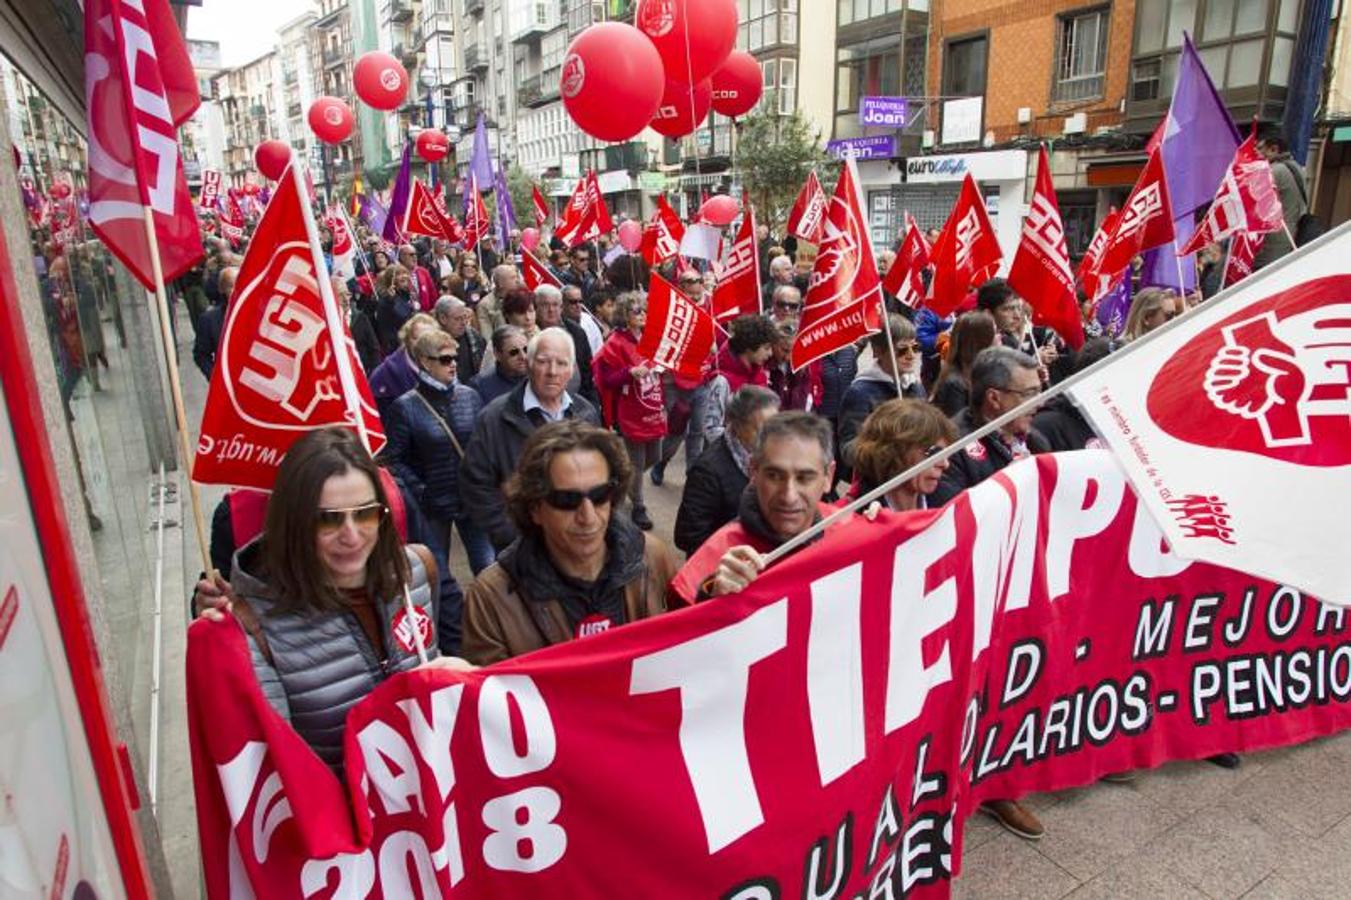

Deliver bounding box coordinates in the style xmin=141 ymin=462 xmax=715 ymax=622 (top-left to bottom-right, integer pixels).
xmin=769 ymin=284 xmax=803 ymax=323
xmin=462 ymin=328 xmax=601 ymax=552
xmin=462 ymin=421 xmax=678 ymax=664
xmin=560 ymin=247 xmax=598 ymax=301
xmin=468 ymin=325 xmax=529 ymax=404
xmin=836 ymin=315 xmax=927 ymax=485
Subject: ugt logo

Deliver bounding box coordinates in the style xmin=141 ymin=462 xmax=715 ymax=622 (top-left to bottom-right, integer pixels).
xmin=1166 ymin=494 xmax=1236 ymax=545
xmin=1147 ymin=275 xmax=1351 ymax=466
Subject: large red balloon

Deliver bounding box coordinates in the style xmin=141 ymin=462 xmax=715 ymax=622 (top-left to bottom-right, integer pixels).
xmin=711 ymin=51 xmax=763 ymax=118
xmin=635 ymin=0 xmax=737 ymax=84
xmin=353 ymin=51 xmax=409 ymax=111
xmin=307 ymin=96 xmax=354 ymax=144
xmin=561 ymin=23 xmax=664 ymax=143
xmin=700 ymin=194 xmax=740 ymax=226
xmin=415 ymin=129 xmax=450 ymax=162
xmin=649 ymin=77 xmax=712 ymax=138
xmin=254 ymin=140 xmax=291 ymax=181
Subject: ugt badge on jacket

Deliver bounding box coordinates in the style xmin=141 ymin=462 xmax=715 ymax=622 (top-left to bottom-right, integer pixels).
xmin=1068 ymin=224 xmax=1351 ymax=604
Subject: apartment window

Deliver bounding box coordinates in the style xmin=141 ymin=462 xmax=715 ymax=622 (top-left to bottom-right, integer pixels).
xmin=836 ymin=39 xmax=901 ymax=113
xmin=1053 ymin=8 xmax=1109 ymax=103
xmin=738 ymin=0 xmax=797 ymax=53
xmin=942 ymin=34 xmax=987 ymax=98
xmin=760 ymin=57 xmax=797 ymax=116
xmin=837 ymin=0 xmax=902 ymax=28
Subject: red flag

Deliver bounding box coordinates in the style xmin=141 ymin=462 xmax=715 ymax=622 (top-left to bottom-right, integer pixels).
xmin=641 ymin=194 xmax=686 ymax=266
xmin=84 ymin=0 xmax=204 ymax=289
xmin=1224 ymin=231 xmax=1264 ymax=287
xmin=522 ymin=249 xmax=562 ymax=291
xmin=532 ymin=183 xmax=550 ymax=228
xmin=1178 ymin=132 xmax=1284 ymax=256
xmin=880 ymin=214 xmax=931 ymax=309
xmin=638 ymin=273 xmax=716 ymax=382
xmin=1077 ymin=206 xmax=1120 ymax=299
xmin=710 ymin=198 xmax=762 ymax=322
xmin=194 ymin=164 xmax=384 ymax=490
xmin=792 ymin=162 xmax=883 ymax=371
xmin=927 ymin=174 xmax=1003 ymax=317
xmin=1008 ymin=147 xmax=1084 ymax=349
xmin=463 ymin=176 xmax=491 ymax=250
xmin=1096 ymin=148 xmax=1175 ymax=278
xmin=786 ymin=170 xmax=828 ymax=244
xmin=433 ymin=187 xmax=464 ymax=243
xmin=554 ymin=175 xmax=591 ymax=247
xmin=587 ymin=170 xmax=614 ymax=237
xmin=402 ymin=178 xmax=460 ymax=242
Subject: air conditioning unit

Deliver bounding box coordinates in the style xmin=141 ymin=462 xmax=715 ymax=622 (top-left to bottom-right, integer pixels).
xmin=1017 ymin=107 xmax=1032 ymax=124
xmin=1064 ymin=113 xmax=1087 ymax=135
xmin=922 ymin=129 xmax=935 ymax=148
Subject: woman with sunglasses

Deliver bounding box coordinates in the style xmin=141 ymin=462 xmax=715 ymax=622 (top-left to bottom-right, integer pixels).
xmin=592 ymin=292 xmax=667 ymax=531
xmin=850 ymin=399 xmax=958 ymax=512
xmin=194 ymin=427 xmax=460 ymax=774
xmin=462 ymin=421 xmax=677 ymax=665
xmin=1123 ymin=286 xmax=1181 ymax=343
xmin=383 ymin=331 xmax=491 ymax=627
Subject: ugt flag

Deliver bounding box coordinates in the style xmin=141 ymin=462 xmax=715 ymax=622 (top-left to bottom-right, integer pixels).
xmin=85 ymin=0 xmax=204 ymax=288
xmin=1178 ymin=131 xmax=1285 ymax=256
xmin=792 ymin=160 xmax=883 ymax=370
xmin=532 ymin=183 xmax=551 ymax=228
xmin=1008 ymin=146 xmax=1083 ymax=349
xmin=710 ymin=198 xmax=761 ymax=322
xmin=522 ymin=249 xmax=562 ymax=291
xmin=926 ymin=174 xmax=1002 ymax=317
xmin=638 ymin=273 xmax=716 ymax=382
xmin=194 ymin=164 xmax=385 ymax=490
xmin=786 ymin=169 xmax=827 ymax=244
xmin=880 ymin=213 xmax=931 ymax=310
xmin=1069 ymin=223 xmax=1351 ymax=603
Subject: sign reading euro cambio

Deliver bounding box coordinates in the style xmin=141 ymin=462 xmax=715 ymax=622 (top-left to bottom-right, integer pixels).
xmin=826 ymin=134 xmax=897 ymax=162
xmin=859 ymin=96 xmax=909 ymax=128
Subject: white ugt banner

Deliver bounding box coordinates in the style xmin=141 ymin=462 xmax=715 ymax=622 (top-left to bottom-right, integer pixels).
xmin=1069 ymin=222 xmax=1351 ymax=604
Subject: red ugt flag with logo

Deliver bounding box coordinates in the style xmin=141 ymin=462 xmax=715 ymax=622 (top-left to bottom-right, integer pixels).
xmin=1097 ymin=148 xmax=1175 ymax=279
xmin=85 ymin=0 xmax=204 ymax=289
xmin=532 ymin=183 xmax=551 ymax=228
xmin=786 ymin=170 xmax=828 ymax=244
xmin=711 ymin=198 xmax=762 ymax=322
xmin=642 ymin=194 xmax=686 ymax=266
xmin=791 ymin=161 xmax=883 ymax=370
xmin=881 ymin=213 xmax=931 ymax=309
xmin=1008 ymin=147 xmax=1084 ymax=349
xmin=194 ymin=165 xmax=385 ymax=490
xmin=402 ymin=179 xmax=460 ymax=242
xmin=638 ymin=273 xmax=716 ymax=382
xmin=522 ymin=250 xmax=562 ymax=291
xmin=1179 ymin=132 xmax=1285 ymax=255
xmin=927 ymin=174 xmax=1002 ymax=317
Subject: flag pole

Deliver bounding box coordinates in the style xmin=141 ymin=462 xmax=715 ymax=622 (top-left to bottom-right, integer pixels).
xmin=292 ymin=160 xmax=429 ymax=664
xmin=141 ymin=208 xmax=212 ymax=573
xmin=758 ymin=219 xmax=1349 ymax=569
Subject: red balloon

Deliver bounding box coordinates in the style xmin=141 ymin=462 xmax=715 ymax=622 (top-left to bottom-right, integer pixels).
xmin=49 ymin=182 xmax=71 ymax=199
xmin=254 ymin=140 xmax=291 ymax=181
xmin=635 ymin=0 xmax=737 ymax=84
xmin=711 ymin=51 xmax=763 ymax=118
xmin=307 ymin=96 xmax=354 ymax=144
xmin=649 ymin=77 xmax=712 ymax=138
xmin=415 ymin=129 xmax=450 ymax=162
xmin=561 ymin=23 xmax=665 ymax=143
xmin=700 ymin=194 xmax=739 ymax=226
xmin=353 ymin=51 xmax=409 ymax=111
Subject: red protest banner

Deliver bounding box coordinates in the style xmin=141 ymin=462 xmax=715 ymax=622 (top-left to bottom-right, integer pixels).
xmin=882 ymin=213 xmax=931 ymax=309
xmin=532 ymin=183 xmax=551 ymax=228
xmin=786 ymin=169 xmax=827 ymax=244
xmin=193 ymin=165 xmax=385 ymax=490
xmin=710 ymin=198 xmax=761 ymax=322
xmin=638 ymin=273 xmax=716 ymax=381
xmin=187 ymin=450 xmax=1351 ymax=898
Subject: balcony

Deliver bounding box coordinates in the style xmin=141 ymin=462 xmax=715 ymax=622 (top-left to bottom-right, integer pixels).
xmin=323 ymin=45 xmax=345 ymax=68
xmin=316 ymin=2 xmax=344 ymax=27
xmin=517 ymin=73 xmax=560 ymax=108
xmin=464 ymin=43 xmax=487 ymax=71
xmin=396 ymin=39 xmax=420 ymax=67
xmin=513 ymin=3 xmax=556 ymax=42
xmin=283 ymin=68 xmax=298 ymax=86
xmin=250 ymin=103 xmax=267 ymax=119
xmin=464 ymin=0 xmax=483 ymax=16
xmin=389 ymin=0 xmax=413 ymax=23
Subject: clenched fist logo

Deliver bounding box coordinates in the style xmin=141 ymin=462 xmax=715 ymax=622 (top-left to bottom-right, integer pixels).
xmin=1147 ymin=276 xmax=1351 ymax=466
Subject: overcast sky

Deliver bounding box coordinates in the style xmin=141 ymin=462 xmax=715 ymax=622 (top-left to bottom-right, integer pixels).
xmin=187 ymin=0 xmax=318 ymax=67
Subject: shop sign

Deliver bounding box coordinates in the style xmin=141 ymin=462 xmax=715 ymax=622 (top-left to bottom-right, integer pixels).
xmin=826 ymin=135 xmax=897 ymax=161
xmin=858 ymin=96 xmax=908 ymax=128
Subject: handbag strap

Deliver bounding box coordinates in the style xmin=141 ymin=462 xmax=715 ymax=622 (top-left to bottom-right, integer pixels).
xmin=412 ymin=389 xmax=467 ymax=458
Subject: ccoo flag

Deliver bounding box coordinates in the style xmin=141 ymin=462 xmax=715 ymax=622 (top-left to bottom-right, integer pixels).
xmin=1008 ymin=147 xmax=1084 ymax=349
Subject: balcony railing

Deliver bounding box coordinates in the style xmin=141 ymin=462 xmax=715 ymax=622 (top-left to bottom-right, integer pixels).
xmin=323 ymin=46 xmax=344 ymax=67
xmin=464 ymin=0 xmax=484 ymax=15
xmin=389 ymin=0 xmax=413 ymax=23
xmin=464 ymin=43 xmax=486 ymax=71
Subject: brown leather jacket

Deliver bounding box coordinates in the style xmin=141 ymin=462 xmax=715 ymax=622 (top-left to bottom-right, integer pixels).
xmin=462 ymin=531 xmax=679 ymax=665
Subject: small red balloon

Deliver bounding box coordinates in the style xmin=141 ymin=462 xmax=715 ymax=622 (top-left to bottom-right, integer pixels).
xmin=416 ymin=129 xmax=450 ymax=162
xmin=49 ymin=182 xmax=71 ymax=199
xmin=353 ymin=51 xmax=409 ymax=111
xmin=244 ymin=183 xmax=260 ymax=196
xmin=649 ymin=77 xmax=712 ymax=138
xmin=561 ymin=22 xmax=665 ymax=143
xmin=254 ymin=140 xmax=292 ymax=181
xmin=711 ymin=51 xmax=763 ymax=118
xmin=635 ymin=0 xmax=737 ymax=84
xmin=307 ymin=96 xmax=354 ymax=144
xmin=700 ymin=194 xmax=739 ymax=226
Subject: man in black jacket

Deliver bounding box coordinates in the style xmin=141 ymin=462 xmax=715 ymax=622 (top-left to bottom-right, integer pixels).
xmin=674 ymin=386 xmax=779 ymax=555
xmin=461 ymin=328 xmax=601 ymax=551
xmin=535 ymin=283 xmax=597 ymax=406
xmin=1033 ymin=339 xmax=1112 ymax=452
xmin=192 ymin=266 xmax=236 ymax=378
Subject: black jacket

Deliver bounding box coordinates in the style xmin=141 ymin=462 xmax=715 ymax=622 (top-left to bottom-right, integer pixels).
xmin=193 ymin=303 xmax=224 ymax=378
xmin=382 ymin=379 xmax=483 ymax=521
xmin=931 ymin=408 xmax=1049 ymax=507
xmin=469 ymin=366 xmax=524 ymax=405
xmin=461 ymin=380 xmax=600 ymax=550
xmin=930 ymin=375 xmax=969 ymax=419
xmin=674 ymin=435 xmax=748 ymax=555
xmin=561 ymin=317 xmax=598 ymax=406
xmin=351 ymin=310 xmax=381 ymax=374
xmin=456 ymin=327 xmax=487 ymax=377
xmin=818 ymin=345 xmax=859 ymax=421
xmin=835 ymin=370 xmax=925 ymax=482
xmin=1032 ymin=395 xmax=1099 ymax=453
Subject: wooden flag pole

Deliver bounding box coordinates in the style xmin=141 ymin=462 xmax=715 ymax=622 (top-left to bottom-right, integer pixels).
xmin=141 ymin=208 xmax=212 ymax=574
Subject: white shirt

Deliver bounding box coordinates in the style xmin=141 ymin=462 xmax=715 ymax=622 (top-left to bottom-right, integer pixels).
xmin=576 ymin=311 xmax=604 ymax=355
xmin=523 ymin=382 xmax=573 ymax=423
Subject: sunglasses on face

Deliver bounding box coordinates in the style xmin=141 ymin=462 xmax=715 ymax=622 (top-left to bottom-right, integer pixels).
xmin=543 ymin=481 xmax=619 ymax=511
xmin=425 ymin=354 xmax=457 ymax=366
xmin=923 ymin=444 xmax=946 ymax=458
xmin=504 ymin=346 xmax=527 ymax=357
xmin=316 ymin=502 xmax=386 ymax=534
xmin=774 ymin=301 xmax=802 ymax=311
xmin=895 ymin=342 xmax=921 ymax=355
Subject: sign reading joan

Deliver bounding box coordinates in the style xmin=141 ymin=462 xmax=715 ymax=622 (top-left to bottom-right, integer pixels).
xmin=826 ymin=135 xmax=897 ymax=161
xmin=859 ymin=96 xmax=909 ymax=128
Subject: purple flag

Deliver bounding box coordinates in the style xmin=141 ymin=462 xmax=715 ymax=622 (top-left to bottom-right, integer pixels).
xmin=383 ymin=141 xmax=412 ymax=243
xmin=360 ymin=193 xmax=389 ymax=237
xmin=494 ymin=162 xmax=517 ymax=248
xmin=1141 ymin=216 xmax=1197 ymax=292
xmin=1095 ymin=272 xmax=1132 ymax=339
xmin=468 ymin=112 xmax=493 ymax=191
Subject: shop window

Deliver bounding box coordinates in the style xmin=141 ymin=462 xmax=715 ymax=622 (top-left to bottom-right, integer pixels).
xmin=1053 ymin=7 xmax=1110 ymax=104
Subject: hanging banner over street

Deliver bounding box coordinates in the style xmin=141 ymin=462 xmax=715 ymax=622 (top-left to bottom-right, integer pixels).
xmin=188 ymin=451 xmax=1351 ymax=899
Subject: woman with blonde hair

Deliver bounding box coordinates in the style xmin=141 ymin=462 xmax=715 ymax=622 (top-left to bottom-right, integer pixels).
xmin=1122 ymin=287 xmax=1180 ymax=343
xmin=851 ymin=399 xmax=958 ymax=511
